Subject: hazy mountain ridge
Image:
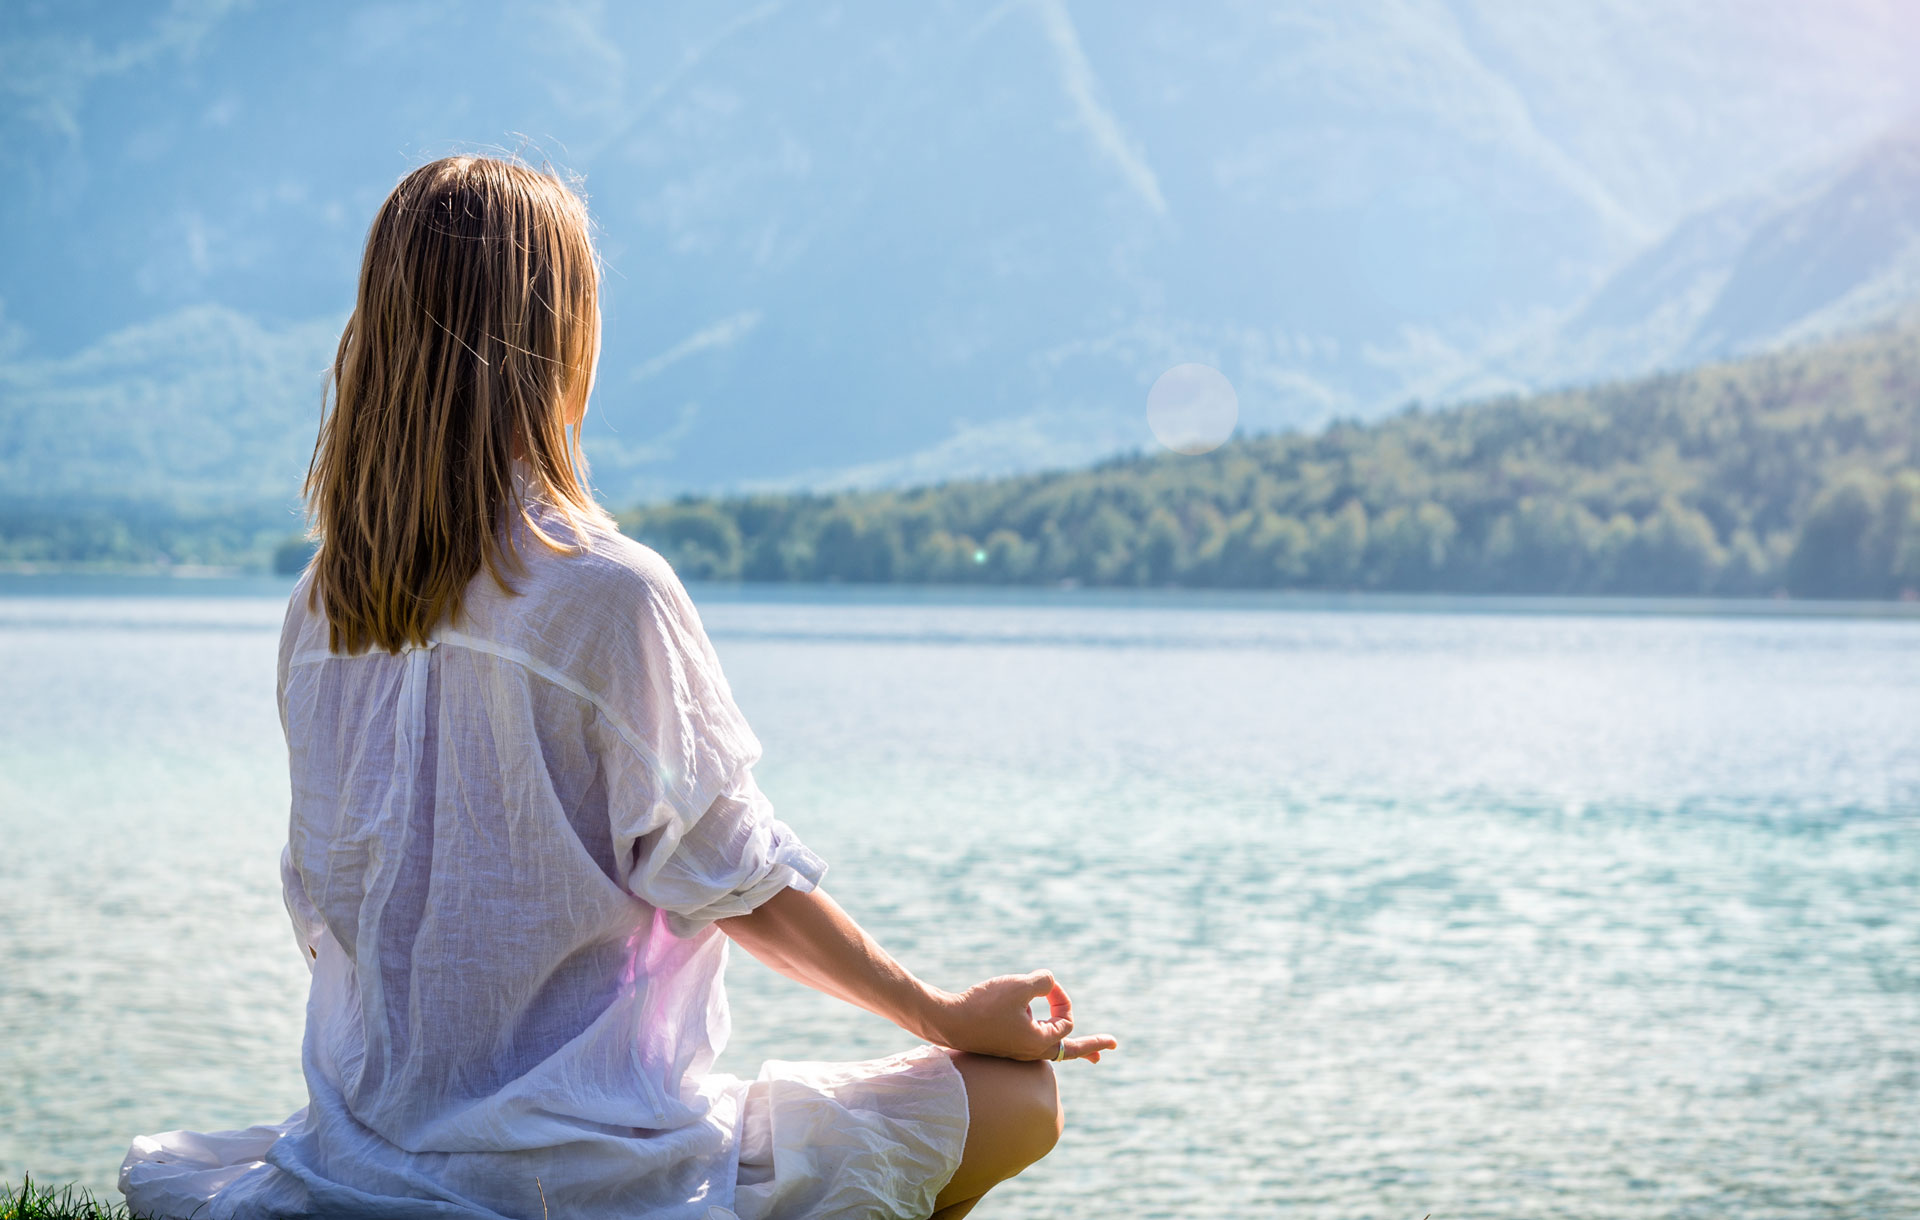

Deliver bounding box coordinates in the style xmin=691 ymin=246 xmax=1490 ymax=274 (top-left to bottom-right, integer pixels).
xmin=10 ymin=117 xmax=1919 ymax=512
xmin=0 ymin=305 xmax=337 ymax=505
xmin=4 ymin=1 xmax=1920 ymax=504
xmin=1508 ymin=121 xmax=1920 ymax=390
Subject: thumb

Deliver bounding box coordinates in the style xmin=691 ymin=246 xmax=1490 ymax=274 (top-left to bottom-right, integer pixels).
xmin=1020 ymin=969 xmax=1056 ymax=997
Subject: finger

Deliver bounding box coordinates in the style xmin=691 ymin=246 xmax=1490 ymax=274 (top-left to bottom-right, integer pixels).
xmin=1061 ymin=1035 xmax=1118 ymax=1061
xmin=1019 ymin=969 xmax=1057 ymax=999
xmin=1046 ymin=981 xmax=1072 ymax=1024
xmin=1018 ymin=972 xmax=1072 ymax=1031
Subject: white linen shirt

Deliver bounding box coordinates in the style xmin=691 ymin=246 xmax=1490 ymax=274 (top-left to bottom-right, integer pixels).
xmin=135 ymin=510 xmax=828 ymax=1219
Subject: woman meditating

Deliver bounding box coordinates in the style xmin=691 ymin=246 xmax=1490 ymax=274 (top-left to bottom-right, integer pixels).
xmin=119 ymin=156 xmax=1115 ymax=1220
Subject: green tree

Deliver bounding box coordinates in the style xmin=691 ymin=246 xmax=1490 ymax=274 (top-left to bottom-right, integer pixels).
xmin=1366 ymin=502 xmax=1456 ymax=590
xmin=1787 ymin=472 xmax=1886 ymax=598
xmin=1080 ymin=505 xmax=1136 ymax=586
xmin=1308 ymin=501 xmax=1368 ymax=587
xmin=743 ymin=532 xmax=807 ymax=581
xmin=1141 ymin=507 xmax=1186 ymax=585
xmin=1253 ymin=512 xmax=1312 ymax=586
xmin=628 ymin=502 xmax=743 ymax=580
xmin=1185 ymin=502 xmax=1230 ymax=584
xmin=1480 ymin=498 xmax=1604 ymax=593
xmin=983 ymin=529 xmax=1035 ymax=582
xmin=909 ymin=530 xmax=968 ymax=583
xmin=1613 ymin=499 xmax=1724 ymax=594
xmin=273 ymin=535 xmax=318 ymax=575
xmin=1716 ymin=528 xmax=1775 ymax=596
xmin=1884 ymin=471 xmax=1920 ymax=596
xmin=809 ymin=509 xmax=901 ymax=582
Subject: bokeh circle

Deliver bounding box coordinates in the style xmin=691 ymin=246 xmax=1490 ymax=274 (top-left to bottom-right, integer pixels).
xmin=1147 ymin=363 xmax=1238 ymax=455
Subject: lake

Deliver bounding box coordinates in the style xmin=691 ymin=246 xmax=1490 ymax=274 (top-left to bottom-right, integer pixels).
xmin=2 ymin=577 xmax=1917 ymax=1218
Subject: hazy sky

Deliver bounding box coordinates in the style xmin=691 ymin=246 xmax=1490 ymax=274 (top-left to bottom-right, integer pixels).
xmin=4 ymin=0 xmax=1918 ymax=504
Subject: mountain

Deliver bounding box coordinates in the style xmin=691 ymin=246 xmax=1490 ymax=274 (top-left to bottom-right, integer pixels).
xmin=0 ymin=305 xmax=338 ymax=505
xmin=1499 ymin=121 xmax=1920 ymax=389
xmin=4 ymin=1 xmax=1920 ymax=506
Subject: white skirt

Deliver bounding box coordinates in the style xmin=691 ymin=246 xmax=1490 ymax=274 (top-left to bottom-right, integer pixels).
xmin=120 ymin=1045 xmax=969 ymax=1220
xmin=734 ymin=1045 xmax=969 ymax=1219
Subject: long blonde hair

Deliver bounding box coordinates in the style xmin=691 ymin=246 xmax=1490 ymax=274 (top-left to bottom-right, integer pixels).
xmin=305 ymin=155 xmax=612 ymax=654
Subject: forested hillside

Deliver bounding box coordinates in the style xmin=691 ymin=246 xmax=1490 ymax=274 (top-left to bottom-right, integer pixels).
xmin=11 ymin=322 xmax=1919 ymax=598
xmin=0 ymin=498 xmax=302 ymax=572
xmin=625 ymin=324 xmax=1920 ymax=598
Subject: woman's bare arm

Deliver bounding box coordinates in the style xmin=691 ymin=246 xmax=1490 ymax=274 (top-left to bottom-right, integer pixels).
xmin=717 ymin=885 xmax=1116 ymax=1063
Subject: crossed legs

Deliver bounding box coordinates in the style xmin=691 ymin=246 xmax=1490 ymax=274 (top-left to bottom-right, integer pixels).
xmin=928 ymin=1052 xmax=1064 ymax=1219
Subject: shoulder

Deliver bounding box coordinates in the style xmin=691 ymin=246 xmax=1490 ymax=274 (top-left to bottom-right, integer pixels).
xmin=469 ymin=510 xmax=710 ymax=674
xmin=522 ymin=513 xmax=690 ymax=620
xmin=478 ymin=514 xmax=743 ymax=741
xmin=279 ymin=567 xmax=323 ymax=659
xmin=283 ymin=567 xmax=315 ymax=629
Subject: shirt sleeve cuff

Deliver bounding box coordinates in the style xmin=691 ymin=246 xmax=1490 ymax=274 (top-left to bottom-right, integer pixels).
xmin=659 ymin=819 xmax=829 ymax=939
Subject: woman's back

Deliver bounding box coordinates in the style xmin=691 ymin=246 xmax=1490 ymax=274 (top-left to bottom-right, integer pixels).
xmin=238 ymin=512 xmax=824 ymax=1217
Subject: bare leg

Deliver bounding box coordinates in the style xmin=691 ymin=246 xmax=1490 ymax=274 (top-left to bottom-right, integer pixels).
xmin=930 ymin=1052 xmax=1064 ymax=1218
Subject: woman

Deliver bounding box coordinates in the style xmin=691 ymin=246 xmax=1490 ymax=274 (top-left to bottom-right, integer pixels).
xmin=119 ymin=156 xmax=1115 ymax=1220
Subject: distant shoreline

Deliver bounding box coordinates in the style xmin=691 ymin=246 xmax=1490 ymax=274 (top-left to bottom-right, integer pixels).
xmin=0 ymin=561 xmax=252 ymax=578
xmin=6 ymin=567 xmax=1920 ymax=621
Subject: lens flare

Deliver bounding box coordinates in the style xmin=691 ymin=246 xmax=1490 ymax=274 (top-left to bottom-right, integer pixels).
xmin=1147 ymin=363 xmax=1237 ymax=455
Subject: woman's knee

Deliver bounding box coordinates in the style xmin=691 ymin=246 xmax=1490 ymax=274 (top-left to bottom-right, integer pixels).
xmin=954 ymin=1053 xmax=1062 ymax=1168
xmin=1026 ymin=1060 xmax=1064 ymax=1161
xmin=1001 ymin=1058 xmax=1062 ymax=1166
xmin=934 ymin=1054 xmax=1066 ymax=1211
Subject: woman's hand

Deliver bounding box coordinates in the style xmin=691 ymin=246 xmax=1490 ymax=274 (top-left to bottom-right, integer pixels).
xmin=927 ymin=970 xmax=1119 ymax=1063
xmin=718 ymin=888 xmax=1117 ymax=1064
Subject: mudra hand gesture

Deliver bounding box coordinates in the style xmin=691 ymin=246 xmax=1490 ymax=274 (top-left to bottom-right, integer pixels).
xmin=930 ymin=970 xmax=1117 ymax=1063
xmin=719 ymin=887 xmax=1115 ymax=1214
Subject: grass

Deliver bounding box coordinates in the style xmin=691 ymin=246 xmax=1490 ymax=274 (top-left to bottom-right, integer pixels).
xmin=1 ymin=1178 xmax=133 ymax=1220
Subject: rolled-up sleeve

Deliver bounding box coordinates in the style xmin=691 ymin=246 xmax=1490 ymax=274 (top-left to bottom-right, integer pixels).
xmin=593 ymin=549 xmax=827 ymax=936
xmin=627 ymin=769 xmax=827 ymax=938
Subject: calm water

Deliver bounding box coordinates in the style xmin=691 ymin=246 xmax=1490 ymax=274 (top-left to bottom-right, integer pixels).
xmin=2 ymin=578 xmax=1917 ymax=1218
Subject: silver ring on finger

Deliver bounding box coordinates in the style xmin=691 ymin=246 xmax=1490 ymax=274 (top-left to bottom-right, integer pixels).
xmin=1053 ymin=1042 xmax=1068 ymax=1062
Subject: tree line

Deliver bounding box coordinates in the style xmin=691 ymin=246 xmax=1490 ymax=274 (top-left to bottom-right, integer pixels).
xmin=9 ymin=324 xmax=1917 ymax=598
xmin=623 ymin=325 xmax=1920 ymax=599
xmin=0 ymin=498 xmax=300 ymax=573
